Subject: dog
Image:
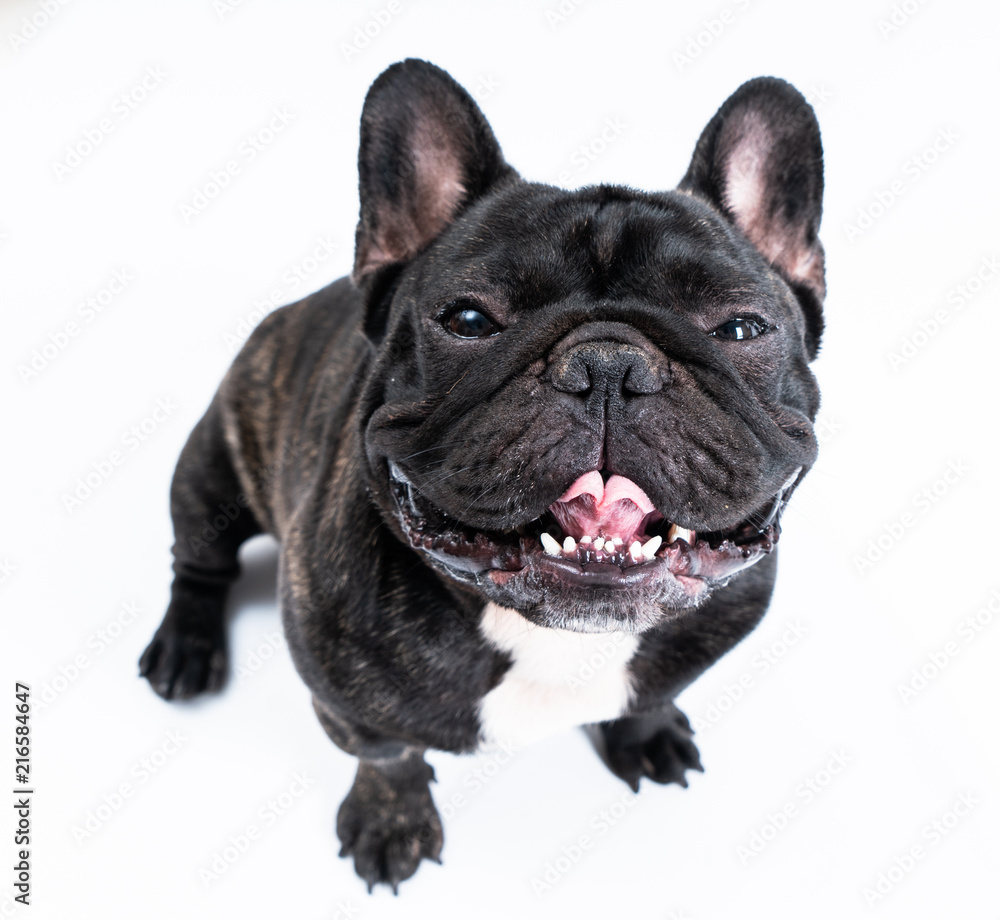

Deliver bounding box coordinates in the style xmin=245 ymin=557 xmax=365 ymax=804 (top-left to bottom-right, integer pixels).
xmin=140 ymin=59 xmax=825 ymax=892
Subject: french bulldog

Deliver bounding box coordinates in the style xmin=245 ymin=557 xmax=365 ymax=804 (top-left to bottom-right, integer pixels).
xmin=140 ymin=59 xmax=825 ymax=892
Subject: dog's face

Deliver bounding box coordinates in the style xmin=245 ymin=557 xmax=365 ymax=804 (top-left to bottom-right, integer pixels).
xmin=353 ymin=62 xmax=824 ymax=633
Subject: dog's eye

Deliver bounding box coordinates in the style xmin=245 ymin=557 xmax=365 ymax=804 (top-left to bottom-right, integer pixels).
xmin=711 ymin=317 xmax=769 ymax=341
xmin=444 ymin=306 xmax=500 ymax=339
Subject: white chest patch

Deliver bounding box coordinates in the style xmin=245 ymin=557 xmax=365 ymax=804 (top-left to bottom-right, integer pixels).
xmin=477 ymin=603 xmax=639 ymax=750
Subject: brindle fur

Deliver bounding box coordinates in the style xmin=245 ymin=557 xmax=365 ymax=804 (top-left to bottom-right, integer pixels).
xmin=140 ymin=60 xmax=824 ymax=892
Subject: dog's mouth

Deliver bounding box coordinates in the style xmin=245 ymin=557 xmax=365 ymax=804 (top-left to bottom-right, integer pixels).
xmin=388 ymin=463 xmax=798 ymax=599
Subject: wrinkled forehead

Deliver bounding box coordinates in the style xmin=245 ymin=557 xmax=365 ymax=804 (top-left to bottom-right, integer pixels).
xmin=422 ymin=184 xmax=781 ymax=314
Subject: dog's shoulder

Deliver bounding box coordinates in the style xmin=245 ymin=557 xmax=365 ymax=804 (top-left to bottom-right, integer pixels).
xmin=215 ymin=276 xmax=367 ymax=525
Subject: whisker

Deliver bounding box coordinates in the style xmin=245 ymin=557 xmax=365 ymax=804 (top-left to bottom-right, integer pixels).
xmin=398 ymin=440 xmax=472 ymax=462
xmin=420 ymin=462 xmax=493 ymax=490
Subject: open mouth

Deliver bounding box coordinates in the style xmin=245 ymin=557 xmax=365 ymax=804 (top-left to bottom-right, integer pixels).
xmin=388 ymin=463 xmax=798 ymax=598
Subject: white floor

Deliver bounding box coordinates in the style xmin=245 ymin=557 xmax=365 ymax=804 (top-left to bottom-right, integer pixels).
xmin=3 ymin=1 xmax=999 ymax=917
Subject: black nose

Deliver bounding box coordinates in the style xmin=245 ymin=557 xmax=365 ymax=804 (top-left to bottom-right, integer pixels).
xmin=550 ymin=342 xmax=663 ymax=399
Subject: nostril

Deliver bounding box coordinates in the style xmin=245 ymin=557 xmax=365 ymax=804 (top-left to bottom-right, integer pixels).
xmin=551 ymin=355 xmax=592 ymax=394
xmin=622 ymin=354 xmax=663 ymax=395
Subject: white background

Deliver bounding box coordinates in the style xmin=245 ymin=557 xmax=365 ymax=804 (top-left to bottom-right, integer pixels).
xmin=3 ymin=1 xmax=999 ymax=917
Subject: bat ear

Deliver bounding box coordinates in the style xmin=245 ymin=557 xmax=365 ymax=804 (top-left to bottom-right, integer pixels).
xmin=679 ymin=77 xmax=825 ymax=358
xmin=353 ymin=59 xmax=516 ymax=288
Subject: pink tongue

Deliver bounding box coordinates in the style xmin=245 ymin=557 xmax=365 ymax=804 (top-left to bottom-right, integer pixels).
xmin=549 ymin=471 xmax=656 ymax=541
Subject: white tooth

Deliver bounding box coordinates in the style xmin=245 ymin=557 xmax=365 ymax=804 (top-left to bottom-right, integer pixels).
xmin=593 ymin=537 xmax=605 ymax=551
xmin=563 ymin=536 xmax=576 ymax=554
xmin=612 ymin=536 xmax=623 ymax=545
xmin=579 ymin=535 xmax=592 ymax=544
xmin=641 ymin=535 xmax=662 ymax=559
xmin=628 ymin=541 xmax=642 ymax=559
xmin=667 ymin=525 xmax=694 ymax=544
xmin=540 ymin=533 xmax=561 ymax=556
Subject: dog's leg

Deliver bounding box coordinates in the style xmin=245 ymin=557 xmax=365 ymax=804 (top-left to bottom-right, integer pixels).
xmin=586 ymin=702 xmax=704 ymax=792
xmin=336 ymin=750 xmax=443 ymax=893
xmin=140 ymin=399 xmax=262 ymax=699
xmin=313 ymin=699 xmax=443 ymax=893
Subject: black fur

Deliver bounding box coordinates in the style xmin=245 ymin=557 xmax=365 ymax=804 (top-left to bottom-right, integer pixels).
xmin=140 ymin=60 xmax=824 ymax=892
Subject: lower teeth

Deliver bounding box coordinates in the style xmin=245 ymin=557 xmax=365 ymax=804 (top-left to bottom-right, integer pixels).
xmin=539 ymin=532 xmax=665 ymax=563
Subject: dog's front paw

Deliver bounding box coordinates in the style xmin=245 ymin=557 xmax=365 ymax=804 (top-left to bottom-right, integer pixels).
xmin=336 ymin=757 xmax=443 ymax=893
xmin=139 ymin=629 xmax=226 ymax=700
xmin=589 ymin=704 xmax=704 ymax=792
xmin=139 ymin=588 xmax=227 ymax=700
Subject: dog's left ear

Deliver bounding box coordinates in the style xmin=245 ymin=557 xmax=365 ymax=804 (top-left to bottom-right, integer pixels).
xmin=353 ymin=59 xmax=515 ymax=291
xmin=679 ymin=78 xmax=825 ymax=357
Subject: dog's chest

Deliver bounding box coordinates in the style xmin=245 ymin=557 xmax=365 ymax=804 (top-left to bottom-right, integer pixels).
xmin=476 ymin=603 xmax=638 ymax=749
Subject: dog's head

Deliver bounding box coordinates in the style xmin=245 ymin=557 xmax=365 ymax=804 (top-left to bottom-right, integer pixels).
xmin=354 ymin=60 xmax=824 ymax=633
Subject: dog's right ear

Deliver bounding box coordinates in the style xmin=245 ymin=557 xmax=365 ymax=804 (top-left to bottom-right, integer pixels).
xmin=353 ymin=59 xmax=516 ymax=333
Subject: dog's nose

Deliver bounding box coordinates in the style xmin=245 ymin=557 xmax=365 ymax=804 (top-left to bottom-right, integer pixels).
xmin=550 ymin=342 xmax=663 ymax=398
